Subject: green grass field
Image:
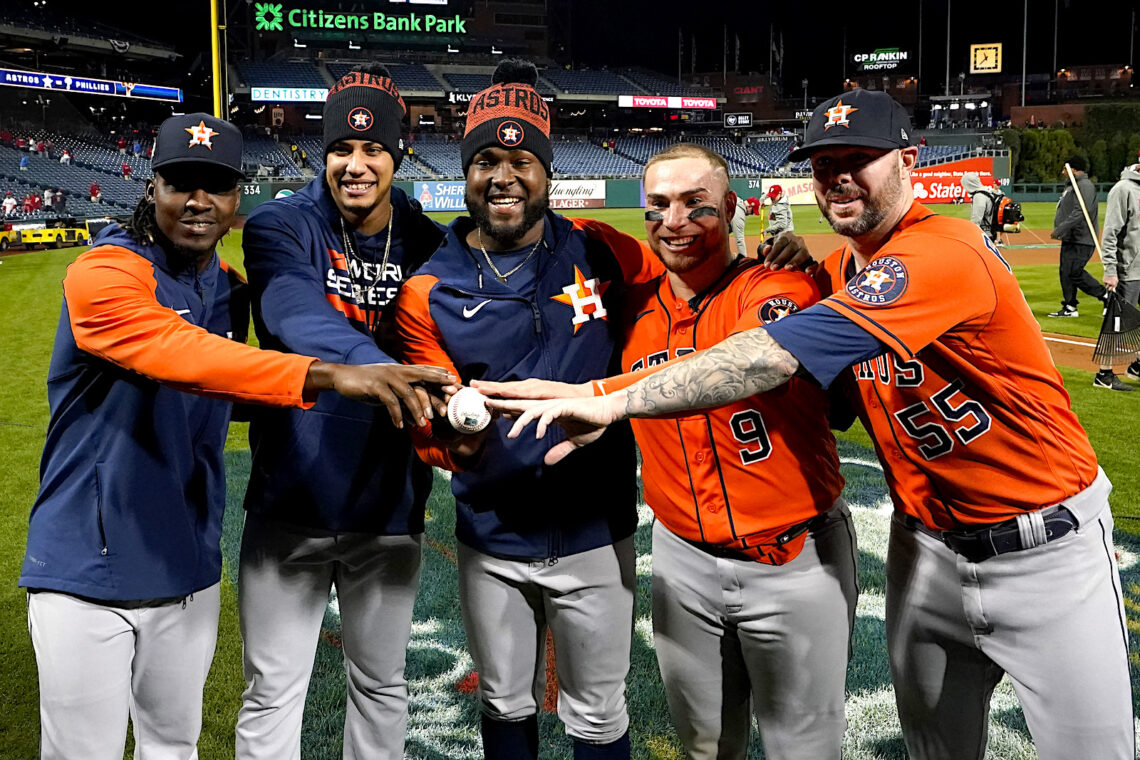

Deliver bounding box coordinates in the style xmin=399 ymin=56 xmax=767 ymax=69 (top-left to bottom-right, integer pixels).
xmin=0 ymin=202 xmax=1137 ymax=759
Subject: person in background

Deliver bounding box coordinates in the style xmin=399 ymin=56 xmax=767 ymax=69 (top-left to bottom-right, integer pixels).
xmin=1048 ymin=154 xmax=1104 ymax=318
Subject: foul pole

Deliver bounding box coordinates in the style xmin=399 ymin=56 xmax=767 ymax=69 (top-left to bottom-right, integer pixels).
xmin=211 ymin=0 xmax=222 ymax=118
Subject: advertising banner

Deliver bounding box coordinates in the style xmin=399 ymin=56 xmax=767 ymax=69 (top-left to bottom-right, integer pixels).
xmin=252 ymin=87 xmax=328 ymax=102
xmin=550 ymin=180 xmax=606 ymax=209
xmin=253 ymin=3 xmax=468 ymax=35
xmin=415 ymin=181 xmax=466 ymax=211
xmin=853 ymin=48 xmax=910 ymax=72
xmin=618 ymin=95 xmax=717 ymax=110
xmin=738 ymin=157 xmax=997 ymax=207
xmin=909 ymin=157 xmax=996 ymax=204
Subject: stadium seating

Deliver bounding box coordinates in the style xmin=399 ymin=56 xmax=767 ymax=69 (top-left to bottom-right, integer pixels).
xmin=619 ymin=68 xmax=709 ymax=97
xmin=0 ymin=124 xmax=991 ymax=215
xmin=552 ymin=140 xmax=642 ymax=178
xmin=326 ymin=62 xmax=443 ymax=91
xmin=0 ymin=144 xmax=141 ymax=209
xmin=235 ymin=61 xmax=327 ymax=89
xmin=243 ymin=135 xmax=305 ymax=178
xmin=541 ymin=68 xmax=633 ymax=95
xmin=0 ymin=7 xmax=164 ymax=49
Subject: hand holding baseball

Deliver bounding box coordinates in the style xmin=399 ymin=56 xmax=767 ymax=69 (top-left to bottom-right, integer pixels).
xmin=447 ymin=387 xmax=492 ymax=434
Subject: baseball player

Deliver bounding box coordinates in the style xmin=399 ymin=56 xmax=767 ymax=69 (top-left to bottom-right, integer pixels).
xmin=476 ymin=143 xmax=858 ymax=760
xmin=730 ymin=187 xmax=748 ymax=256
xmin=235 ymin=65 xmax=449 ymax=760
xmin=394 ymin=58 xmax=648 ymax=760
xmin=19 ymin=112 xmax=451 ymax=760
xmin=1094 ymin=160 xmax=1140 ymax=390
xmin=763 ymin=184 xmax=794 ymax=239
xmin=495 ymin=89 xmax=1134 ymax=760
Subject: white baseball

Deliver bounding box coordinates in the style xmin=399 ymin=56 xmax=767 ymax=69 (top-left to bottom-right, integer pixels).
xmin=447 ymin=387 xmax=492 ymax=434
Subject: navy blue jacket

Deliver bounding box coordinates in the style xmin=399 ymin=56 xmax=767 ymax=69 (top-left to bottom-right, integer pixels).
xmin=242 ymin=178 xmax=446 ymax=533
xmin=21 ymin=227 xmax=311 ymax=601
xmin=397 ymin=212 xmax=660 ymax=560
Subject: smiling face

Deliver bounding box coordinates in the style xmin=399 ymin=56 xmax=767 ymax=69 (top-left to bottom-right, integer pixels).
xmin=152 ymin=163 xmax=240 ymax=262
xmin=643 ymin=155 xmax=735 ymax=284
xmin=325 ymin=139 xmax=395 ymax=233
xmin=810 ymin=145 xmax=916 ymax=241
xmin=465 ymin=146 xmax=550 ymax=250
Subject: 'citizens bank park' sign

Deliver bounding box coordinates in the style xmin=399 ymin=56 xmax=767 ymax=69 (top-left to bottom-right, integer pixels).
xmin=618 ymin=95 xmax=717 ymax=110
xmin=253 ymin=3 xmax=467 ymax=34
xmin=415 ymin=180 xmax=606 ymax=212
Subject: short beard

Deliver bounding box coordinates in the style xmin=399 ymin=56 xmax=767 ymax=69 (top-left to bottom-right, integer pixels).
xmin=467 ymin=185 xmax=550 ymax=248
xmin=820 ymin=169 xmax=904 ymax=238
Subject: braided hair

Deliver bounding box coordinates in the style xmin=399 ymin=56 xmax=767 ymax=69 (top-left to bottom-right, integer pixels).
xmin=121 ymin=180 xmax=160 ymax=246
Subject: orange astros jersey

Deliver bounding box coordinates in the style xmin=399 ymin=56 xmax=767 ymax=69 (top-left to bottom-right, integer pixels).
xmin=596 ymin=258 xmax=844 ymax=565
xmin=813 ymin=202 xmax=1098 ymax=530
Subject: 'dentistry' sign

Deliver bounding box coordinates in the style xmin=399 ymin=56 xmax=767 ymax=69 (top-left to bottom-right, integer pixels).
xmin=254 ymin=4 xmax=468 ymax=34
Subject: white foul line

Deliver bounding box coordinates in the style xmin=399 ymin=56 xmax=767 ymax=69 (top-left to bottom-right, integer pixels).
xmin=1043 ymin=335 xmax=1097 ymax=348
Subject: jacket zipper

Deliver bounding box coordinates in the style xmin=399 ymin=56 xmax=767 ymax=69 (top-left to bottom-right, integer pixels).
xmin=193 ymin=270 xmax=205 ymax=307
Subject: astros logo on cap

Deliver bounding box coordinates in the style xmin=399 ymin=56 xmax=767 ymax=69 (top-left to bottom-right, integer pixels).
xmin=846 ymin=256 xmax=908 ymax=306
xmin=497 ymin=120 xmax=525 ymax=147
xmin=348 ymin=107 xmax=373 ymax=131
xmin=185 ymin=120 xmax=218 ymax=149
xmin=824 ymin=100 xmax=859 ymax=130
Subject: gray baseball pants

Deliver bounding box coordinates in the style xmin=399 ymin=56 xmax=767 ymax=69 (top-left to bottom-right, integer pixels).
xmin=235 ymin=513 xmax=422 ymax=760
xmin=886 ymin=468 xmax=1134 ymax=760
xmin=650 ymin=501 xmax=858 ymax=760
xmin=457 ymin=537 xmax=635 ymax=744
xmin=28 ymin=584 xmax=220 ymax=760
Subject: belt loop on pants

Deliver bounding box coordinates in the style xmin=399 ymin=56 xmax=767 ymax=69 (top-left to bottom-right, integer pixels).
xmin=903 ymin=505 xmax=1078 ymax=563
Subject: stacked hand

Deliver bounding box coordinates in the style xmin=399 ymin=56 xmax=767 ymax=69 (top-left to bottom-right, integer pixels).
xmin=476 ymin=379 xmax=623 ymax=466
xmin=305 ymin=362 xmax=455 ymax=429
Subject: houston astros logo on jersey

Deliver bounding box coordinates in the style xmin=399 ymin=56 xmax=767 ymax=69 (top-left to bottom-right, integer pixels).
xmin=758 ymin=297 xmax=799 ymax=324
xmin=824 ymin=100 xmax=858 ymax=130
xmin=847 ymin=256 xmax=908 ymax=305
xmin=551 ymin=266 xmax=609 ymax=332
xmin=348 ymin=107 xmax=373 ymax=131
xmin=185 ymin=120 xmax=218 ymax=149
xmin=497 ymin=120 xmax=525 ymax=147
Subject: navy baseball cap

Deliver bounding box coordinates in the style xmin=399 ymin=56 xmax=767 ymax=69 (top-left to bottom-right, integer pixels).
xmin=151 ymin=113 xmax=245 ymax=179
xmin=789 ymin=89 xmax=914 ymax=162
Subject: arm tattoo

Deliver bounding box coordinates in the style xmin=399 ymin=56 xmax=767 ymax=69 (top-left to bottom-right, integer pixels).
xmin=623 ymin=327 xmax=799 ymax=418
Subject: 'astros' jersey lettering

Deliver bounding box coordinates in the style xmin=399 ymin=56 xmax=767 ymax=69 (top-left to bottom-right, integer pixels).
xmin=815 ymin=202 xmax=1097 ymax=529
xmin=597 ymin=259 xmax=844 ymax=564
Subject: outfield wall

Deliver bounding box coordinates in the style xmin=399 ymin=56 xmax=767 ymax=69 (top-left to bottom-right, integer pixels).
xmin=238 ymin=156 xmax=1011 ymax=215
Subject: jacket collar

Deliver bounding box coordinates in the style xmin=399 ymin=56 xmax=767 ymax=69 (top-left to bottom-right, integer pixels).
xmin=425 ymin=210 xmax=572 ymax=292
xmin=92 ymin=224 xmax=217 ymax=281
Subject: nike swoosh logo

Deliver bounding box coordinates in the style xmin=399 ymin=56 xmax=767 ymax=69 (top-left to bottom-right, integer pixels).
xmin=633 ymin=309 xmax=655 ymax=324
xmin=174 ymin=308 xmax=192 ymax=315
xmin=462 ymin=300 xmax=492 ymax=318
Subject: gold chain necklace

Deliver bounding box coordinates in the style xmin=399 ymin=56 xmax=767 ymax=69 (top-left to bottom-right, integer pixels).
xmin=478 ymin=228 xmax=544 ymax=284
